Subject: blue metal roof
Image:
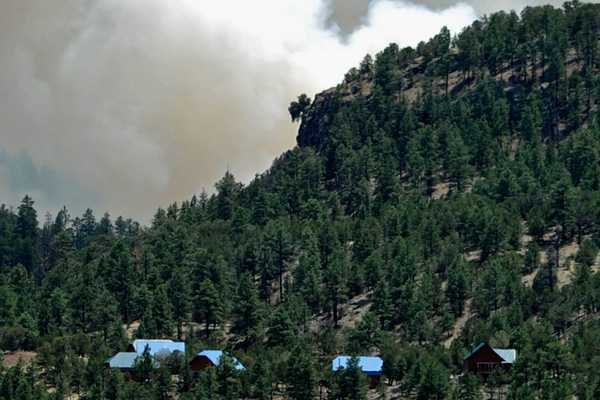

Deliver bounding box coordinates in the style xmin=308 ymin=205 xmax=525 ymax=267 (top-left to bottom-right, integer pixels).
xmin=107 ymin=352 xmax=140 ymax=369
xmin=132 ymin=339 xmax=185 ymax=356
xmin=494 ymin=349 xmax=517 ymax=364
xmin=197 ymin=350 xmax=245 ymax=370
xmin=332 ymin=356 xmax=383 ymax=376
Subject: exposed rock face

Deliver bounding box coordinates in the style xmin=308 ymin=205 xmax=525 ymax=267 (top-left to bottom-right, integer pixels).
xmin=296 ymin=88 xmax=338 ymax=151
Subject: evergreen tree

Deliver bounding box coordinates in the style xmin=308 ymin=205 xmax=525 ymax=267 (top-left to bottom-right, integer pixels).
xmin=447 ymin=261 xmax=468 ymax=316
xmin=135 ymin=346 xmax=156 ymax=383
xmin=194 ymin=279 xmax=223 ymax=338
xmin=215 ymin=171 xmax=242 ymax=220
xmin=215 ymin=355 xmax=242 ymax=400
xmin=417 ymin=358 xmax=449 ymax=400
xmin=324 ymin=247 xmax=347 ymax=328
xmin=169 ymin=266 xmax=192 ymax=340
xmin=332 ymin=356 xmax=368 ymax=400
xmin=152 ymin=284 xmax=174 ymax=337
xmin=289 ymin=94 xmax=312 ymax=123
xmin=446 ymin=127 xmax=471 ymax=192
xmin=15 ymin=195 xmax=38 ymax=274
xmin=372 ymin=280 xmax=393 ymax=330
xmin=232 ymin=273 xmax=261 ymax=338
xmin=286 ymin=345 xmax=316 ymax=400
xmin=264 ymin=220 xmax=293 ymax=303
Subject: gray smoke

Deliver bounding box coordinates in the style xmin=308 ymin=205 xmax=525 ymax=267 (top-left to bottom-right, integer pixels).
xmin=328 ymin=1 xmax=594 ymax=35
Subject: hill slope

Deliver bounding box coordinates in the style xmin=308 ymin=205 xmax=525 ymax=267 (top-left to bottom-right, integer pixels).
xmin=3 ymin=2 xmax=600 ymax=399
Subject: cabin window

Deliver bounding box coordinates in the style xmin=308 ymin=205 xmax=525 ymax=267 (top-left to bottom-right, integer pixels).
xmin=476 ymin=362 xmax=498 ymax=373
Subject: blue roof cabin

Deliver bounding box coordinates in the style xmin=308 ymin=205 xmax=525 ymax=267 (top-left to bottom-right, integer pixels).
xmin=106 ymin=352 xmax=141 ymax=371
xmin=127 ymin=339 xmax=185 ymax=357
xmin=190 ymin=350 xmax=245 ymax=372
xmin=332 ymin=356 xmax=383 ymax=388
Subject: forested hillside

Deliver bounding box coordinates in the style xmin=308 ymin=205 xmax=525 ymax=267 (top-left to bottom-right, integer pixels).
xmin=4 ymin=1 xmax=600 ymax=399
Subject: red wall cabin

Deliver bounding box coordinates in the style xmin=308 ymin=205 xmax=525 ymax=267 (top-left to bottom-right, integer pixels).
xmin=464 ymin=343 xmax=515 ymax=375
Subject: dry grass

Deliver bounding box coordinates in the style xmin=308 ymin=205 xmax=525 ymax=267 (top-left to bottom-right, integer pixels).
xmin=2 ymin=351 xmax=37 ymax=368
xmin=125 ymin=320 xmax=140 ymax=339
xmin=338 ymin=292 xmax=372 ymax=329
xmin=431 ymin=181 xmax=450 ymax=200
xmin=444 ymin=299 xmax=473 ymax=348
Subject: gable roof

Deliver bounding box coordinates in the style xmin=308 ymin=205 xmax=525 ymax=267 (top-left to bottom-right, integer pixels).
xmin=196 ymin=350 xmax=245 ymax=370
xmin=131 ymin=339 xmax=185 ymax=356
xmin=465 ymin=342 xmax=517 ymax=364
xmin=106 ymin=352 xmax=140 ymax=369
xmin=494 ymin=349 xmax=517 ymax=364
xmin=331 ymin=356 xmax=383 ymax=376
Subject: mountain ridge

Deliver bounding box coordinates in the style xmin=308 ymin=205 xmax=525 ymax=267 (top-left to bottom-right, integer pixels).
xmin=3 ymin=2 xmax=600 ymax=399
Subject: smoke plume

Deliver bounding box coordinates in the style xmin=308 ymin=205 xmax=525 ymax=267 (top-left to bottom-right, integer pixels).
xmin=1 ymin=0 xmax=482 ymax=221
xmin=329 ymin=0 xmax=586 ymax=34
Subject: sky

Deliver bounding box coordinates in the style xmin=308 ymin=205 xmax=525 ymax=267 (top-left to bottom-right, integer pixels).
xmin=0 ymin=0 xmax=591 ymax=223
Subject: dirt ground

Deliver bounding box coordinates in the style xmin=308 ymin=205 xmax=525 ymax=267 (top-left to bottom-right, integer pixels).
xmin=2 ymin=351 xmax=37 ymax=368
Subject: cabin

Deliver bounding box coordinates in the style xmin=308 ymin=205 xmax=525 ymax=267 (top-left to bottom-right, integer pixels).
xmin=331 ymin=356 xmax=383 ymax=388
xmin=105 ymin=339 xmax=185 ymax=377
xmin=127 ymin=339 xmax=185 ymax=358
xmin=105 ymin=352 xmax=140 ymax=372
xmin=464 ymin=342 xmax=517 ymax=375
xmin=105 ymin=351 xmax=161 ymax=381
xmin=189 ymin=350 xmax=245 ymax=373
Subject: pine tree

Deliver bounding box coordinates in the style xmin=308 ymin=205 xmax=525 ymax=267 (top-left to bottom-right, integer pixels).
xmin=135 ymin=346 xmax=156 ymax=383
xmin=152 ymin=284 xmax=174 ymax=337
xmin=375 ymin=157 xmax=398 ymax=203
xmin=417 ymin=358 xmax=449 ymax=400
xmin=194 ymin=279 xmax=223 ymax=338
xmin=105 ymin=242 xmax=136 ymax=323
xmin=456 ymin=374 xmax=482 ymax=400
xmin=324 ymin=247 xmax=347 ymax=328
xmin=333 ymin=356 xmax=368 ymax=400
xmin=15 ymin=195 xmax=38 ymax=274
xmin=447 ymin=261 xmax=467 ymax=316
xmin=264 ymin=220 xmax=293 ymax=303
xmin=372 ymin=280 xmax=393 ymax=330
xmin=347 ymin=312 xmax=380 ymax=353
xmin=524 ymin=241 xmax=541 ymax=274
xmin=267 ymin=306 xmax=295 ymax=347
xmin=288 ymin=94 xmax=312 ymax=123
xmin=169 ymin=267 xmax=192 ymax=340
xmin=294 ymin=240 xmax=323 ymax=314
xmin=446 ymin=127 xmax=470 ymax=192
xmin=232 ymin=273 xmax=261 ymax=338
xmin=215 ymin=171 xmax=242 ymax=220
xmin=250 ymin=354 xmax=273 ymax=400
xmin=215 ymin=355 xmax=242 ymax=400
xmin=286 ymin=345 xmax=316 ymax=400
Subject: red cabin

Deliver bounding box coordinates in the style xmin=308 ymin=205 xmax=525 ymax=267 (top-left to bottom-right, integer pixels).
xmin=464 ymin=342 xmax=516 ymax=376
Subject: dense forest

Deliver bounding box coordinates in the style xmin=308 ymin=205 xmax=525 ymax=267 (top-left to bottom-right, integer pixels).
xmin=4 ymin=1 xmax=600 ymax=399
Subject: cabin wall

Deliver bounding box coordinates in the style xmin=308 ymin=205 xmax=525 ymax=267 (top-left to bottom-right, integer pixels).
xmin=190 ymin=356 xmax=215 ymax=372
xmin=368 ymin=375 xmax=381 ymax=389
xmin=464 ymin=345 xmax=504 ymax=374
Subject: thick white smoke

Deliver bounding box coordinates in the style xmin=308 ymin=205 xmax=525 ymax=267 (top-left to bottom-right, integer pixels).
xmin=0 ymin=0 xmax=476 ymax=221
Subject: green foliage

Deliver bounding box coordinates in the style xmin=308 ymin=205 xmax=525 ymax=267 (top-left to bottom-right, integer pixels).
xmin=286 ymin=345 xmax=316 ymax=400
xmin=288 ymin=94 xmax=312 ymax=123
xmin=332 ymin=356 xmax=368 ymax=400
xmin=5 ymin=3 xmax=600 ymax=397
xmin=194 ymin=279 xmax=223 ymax=338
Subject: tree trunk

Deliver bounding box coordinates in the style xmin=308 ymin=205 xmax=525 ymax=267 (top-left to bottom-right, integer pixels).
xmin=333 ymin=296 xmax=339 ymax=328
